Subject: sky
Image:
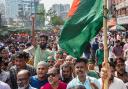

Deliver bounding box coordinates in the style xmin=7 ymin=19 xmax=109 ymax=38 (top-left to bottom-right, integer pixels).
xmin=40 ymin=0 xmax=73 ymax=11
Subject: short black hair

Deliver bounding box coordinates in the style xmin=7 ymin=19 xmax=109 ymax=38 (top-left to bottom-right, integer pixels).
xmin=74 ymin=58 xmax=88 ymax=66
xmin=0 ymin=56 xmax=3 ymax=64
xmin=88 ymin=59 xmax=95 ymax=64
xmin=15 ymin=51 xmax=29 ymax=59
xmin=115 ymin=40 xmax=120 ymax=43
xmin=109 ymin=62 xmax=115 ymax=69
xmin=55 ymin=68 xmax=60 ymax=74
xmin=26 ymin=42 xmax=31 ymax=47
xmin=115 ymin=58 xmax=125 ymax=64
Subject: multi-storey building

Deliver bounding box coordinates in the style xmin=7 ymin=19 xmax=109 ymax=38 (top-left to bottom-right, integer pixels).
xmin=111 ymin=0 xmax=128 ymax=29
xmin=51 ymin=4 xmax=70 ymax=20
xmin=0 ymin=0 xmax=7 ymax=25
xmin=0 ymin=0 xmax=39 ymax=26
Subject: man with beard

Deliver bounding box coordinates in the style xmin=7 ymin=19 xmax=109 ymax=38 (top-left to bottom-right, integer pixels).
xmin=67 ymin=58 xmax=100 ymax=89
xmin=34 ymin=34 xmax=53 ymax=67
xmin=30 ymin=61 xmax=48 ymax=89
xmin=60 ymin=63 xmax=73 ymax=83
xmin=115 ymin=58 xmax=128 ymax=84
xmin=1 ymin=48 xmax=10 ymax=71
xmin=99 ymin=62 xmax=127 ymax=89
xmin=0 ymin=56 xmax=11 ymax=85
xmin=17 ymin=70 xmax=36 ymax=89
xmin=46 ymin=55 xmax=55 ymax=68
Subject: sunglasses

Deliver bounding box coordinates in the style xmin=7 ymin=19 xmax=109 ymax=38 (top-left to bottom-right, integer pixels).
xmin=47 ymin=73 xmax=57 ymax=77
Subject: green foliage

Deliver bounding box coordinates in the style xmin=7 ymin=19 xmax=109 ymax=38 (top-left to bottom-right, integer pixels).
xmin=47 ymin=9 xmax=56 ymax=17
xmin=46 ymin=9 xmax=64 ymax=26
xmin=51 ymin=16 xmax=64 ymax=26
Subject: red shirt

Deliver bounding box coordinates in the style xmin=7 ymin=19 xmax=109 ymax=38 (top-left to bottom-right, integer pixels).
xmin=40 ymin=81 xmax=67 ymax=89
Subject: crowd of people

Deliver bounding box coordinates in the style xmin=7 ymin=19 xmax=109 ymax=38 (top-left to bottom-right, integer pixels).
xmin=0 ymin=31 xmax=127 ymax=89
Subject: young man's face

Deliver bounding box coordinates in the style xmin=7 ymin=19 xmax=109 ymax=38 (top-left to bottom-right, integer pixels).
xmin=75 ymin=62 xmax=87 ymax=77
xmin=109 ymin=66 xmax=115 ymax=80
xmin=1 ymin=50 xmax=9 ymax=59
xmin=88 ymin=63 xmax=95 ymax=70
xmin=65 ymin=57 xmax=72 ymax=64
xmin=116 ymin=62 xmax=125 ymax=74
xmin=15 ymin=58 xmax=26 ymax=69
xmin=62 ymin=67 xmax=71 ymax=78
xmin=47 ymin=60 xmax=55 ymax=67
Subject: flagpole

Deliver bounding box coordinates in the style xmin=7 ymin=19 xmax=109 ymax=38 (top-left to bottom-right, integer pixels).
xmin=103 ymin=0 xmax=109 ymax=89
xmin=31 ymin=16 xmax=36 ymax=46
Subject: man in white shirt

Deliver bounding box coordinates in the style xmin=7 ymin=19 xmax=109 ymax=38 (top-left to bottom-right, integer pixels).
xmin=0 ymin=81 xmax=11 ymax=89
xmin=99 ymin=62 xmax=127 ymax=89
xmin=67 ymin=58 xmax=100 ymax=89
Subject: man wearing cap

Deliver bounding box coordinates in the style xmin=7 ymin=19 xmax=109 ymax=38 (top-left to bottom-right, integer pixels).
xmin=46 ymin=55 xmax=55 ymax=68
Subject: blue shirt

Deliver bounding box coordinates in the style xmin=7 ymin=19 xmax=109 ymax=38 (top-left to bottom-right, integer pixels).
xmin=30 ymin=75 xmax=48 ymax=89
xmin=67 ymin=76 xmax=101 ymax=89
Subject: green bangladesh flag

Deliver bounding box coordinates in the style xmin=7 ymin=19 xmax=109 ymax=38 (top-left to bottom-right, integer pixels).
xmin=59 ymin=0 xmax=103 ymax=58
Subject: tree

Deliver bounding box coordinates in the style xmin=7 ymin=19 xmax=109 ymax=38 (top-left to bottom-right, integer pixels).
xmin=46 ymin=9 xmax=64 ymax=26
xmin=51 ymin=15 xmax=64 ymax=26
xmin=47 ymin=9 xmax=56 ymax=18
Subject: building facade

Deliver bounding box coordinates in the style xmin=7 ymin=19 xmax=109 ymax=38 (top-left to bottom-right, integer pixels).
xmin=0 ymin=0 xmax=39 ymax=26
xmin=111 ymin=0 xmax=128 ymax=29
xmin=51 ymin=4 xmax=70 ymax=20
xmin=0 ymin=0 xmax=7 ymax=25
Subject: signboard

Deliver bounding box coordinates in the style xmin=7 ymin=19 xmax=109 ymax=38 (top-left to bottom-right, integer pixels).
xmin=117 ymin=16 xmax=128 ymax=24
